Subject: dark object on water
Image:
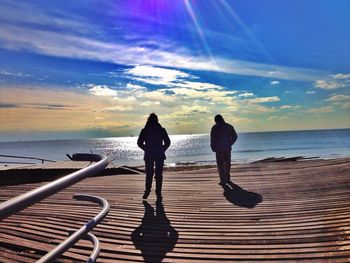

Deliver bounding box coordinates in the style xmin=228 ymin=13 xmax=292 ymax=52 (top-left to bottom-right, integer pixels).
xmin=253 ymin=156 xmax=319 ymax=163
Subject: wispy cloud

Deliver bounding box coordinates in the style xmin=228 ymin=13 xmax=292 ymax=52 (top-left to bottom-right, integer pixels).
xmin=237 ymin=92 xmax=254 ymax=98
xmin=0 ymin=70 xmax=31 ymax=78
xmin=126 ymin=65 xmax=192 ymax=86
xmin=327 ymin=95 xmax=350 ymax=102
xmin=280 ymin=105 xmax=301 ymax=110
xmin=140 ymin=101 xmax=161 ymax=106
xmin=314 ymin=73 xmax=350 ymax=90
xmin=168 ymin=105 xmax=211 ymax=119
xmin=88 ymin=85 xmax=118 ymax=97
xmin=126 ymin=83 xmax=147 ymax=91
xmin=248 ymin=96 xmax=280 ymax=103
xmin=327 ymin=94 xmax=350 ymax=110
xmin=0 ymin=102 xmax=18 ymax=108
xmin=342 ymin=102 xmax=350 ymax=109
xmin=0 ymin=20 xmax=326 ymax=81
xmin=106 ymin=105 xmax=134 ymax=112
xmin=268 ymin=115 xmax=288 ymax=121
xmin=307 ymin=106 xmax=334 ymax=113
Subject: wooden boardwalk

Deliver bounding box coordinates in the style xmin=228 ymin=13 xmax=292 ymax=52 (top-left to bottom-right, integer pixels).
xmin=0 ymin=158 xmax=349 ymax=262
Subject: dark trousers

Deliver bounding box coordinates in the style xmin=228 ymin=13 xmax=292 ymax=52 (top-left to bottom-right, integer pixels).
xmin=145 ymin=159 xmax=164 ymax=196
xmin=215 ymin=150 xmax=231 ymax=182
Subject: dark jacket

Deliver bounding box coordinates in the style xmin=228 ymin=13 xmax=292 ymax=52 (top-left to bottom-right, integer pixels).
xmin=210 ymin=121 xmax=238 ymax=152
xmin=137 ymin=123 xmax=171 ymax=161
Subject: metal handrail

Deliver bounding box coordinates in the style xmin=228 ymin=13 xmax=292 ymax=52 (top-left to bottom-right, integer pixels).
xmin=67 ymin=231 xmax=101 ymax=263
xmin=0 ymin=154 xmax=56 ymax=164
xmin=84 ymin=233 xmax=100 ymax=263
xmin=0 ymin=153 xmax=108 ymax=220
xmin=38 ymin=194 xmax=110 ymax=263
xmin=0 ymin=153 xmax=110 ymax=262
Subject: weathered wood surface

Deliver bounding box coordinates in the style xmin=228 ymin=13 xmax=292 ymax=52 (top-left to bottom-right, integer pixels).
xmin=0 ymin=158 xmax=349 ymax=262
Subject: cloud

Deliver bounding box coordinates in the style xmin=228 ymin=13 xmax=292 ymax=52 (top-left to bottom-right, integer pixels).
xmin=106 ymin=105 xmax=134 ymax=112
xmin=237 ymin=92 xmax=254 ymax=98
xmin=0 ymin=102 xmax=18 ymax=108
xmin=314 ymin=73 xmax=350 ymax=90
xmin=270 ymin=80 xmax=280 ymax=85
xmin=333 ymin=73 xmax=350 ymax=79
xmin=24 ymin=103 xmax=70 ymax=110
xmin=327 ymin=95 xmax=350 ymax=102
xmin=306 ymin=90 xmax=316 ymax=94
xmin=126 ymin=65 xmax=192 ymax=86
xmin=166 ymin=105 xmax=211 ymax=119
xmin=174 ymin=81 xmax=224 ymax=90
xmin=326 ymin=95 xmax=350 ymax=109
xmin=126 ymin=83 xmax=147 ymax=91
xmin=248 ymin=96 xmax=280 ymax=103
xmin=168 ymin=87 xmax=235 ymax=105
xmin=0 ymin=70 xmax=31 ymax=78
xmin=307 ymin=106 xmax=334 ymax=113
xmin=0 ymin=86 xmax=132 ymax=132
xmin=140 ymin=101 xmax=161 ymax=106
xmin=0 ymin=100 xmax=71 ymax=110
xmin=238 ymin=104 xmax=276 ymax=114
xmin=126 ymin=65 xmax=225 ymax=91
xmin=140 ymin=90 xmax=177 ymax=104
xmin=88 ymin=85 xmax=118 ymax=97
xmin=342 ymin=102 xmax=350 ymax=109
xmin=268 ymin=116 xmax=288 ymax=121
xmin=280 ymin=105 xmax=301 ymax=110
xmin=0 ymin=21 xmax=326 ymax=81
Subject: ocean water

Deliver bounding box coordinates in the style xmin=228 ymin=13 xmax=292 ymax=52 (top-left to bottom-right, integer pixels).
xmin=1 ymin=129 xmax=350 ymax=166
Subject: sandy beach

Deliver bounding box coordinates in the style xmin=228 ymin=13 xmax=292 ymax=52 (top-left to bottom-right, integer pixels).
xmin=0 ymin=157 xmax=349 ymax=262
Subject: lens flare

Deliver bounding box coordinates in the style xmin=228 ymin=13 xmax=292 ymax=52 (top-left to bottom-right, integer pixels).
xmin=183 ymin=0 xmax=215 ymax=61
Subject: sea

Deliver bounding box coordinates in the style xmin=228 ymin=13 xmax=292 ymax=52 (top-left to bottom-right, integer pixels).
xmin=1 ymin=129 xmax=350 ymax=166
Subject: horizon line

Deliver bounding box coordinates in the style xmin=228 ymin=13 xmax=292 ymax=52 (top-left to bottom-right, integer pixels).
xmin=1 ymin=127 xmax=350 ymax=143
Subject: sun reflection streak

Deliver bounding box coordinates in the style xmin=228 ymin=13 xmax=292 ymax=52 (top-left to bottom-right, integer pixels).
xmin=217 ymin=0 xmax=274 ymax=63
xmin=183 ymin=0 xmax=216 ymax=61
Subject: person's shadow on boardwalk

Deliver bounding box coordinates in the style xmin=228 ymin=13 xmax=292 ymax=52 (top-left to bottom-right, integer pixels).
xmin=222 ymin=181 xmax=262 ymax=208
xmin=131 ymin=201 xmax=178 ymax=263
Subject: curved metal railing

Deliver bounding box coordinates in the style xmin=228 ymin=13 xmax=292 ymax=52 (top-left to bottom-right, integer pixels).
xmin=0 ymin=153 xmax=108 ymax=220
xmin=38 ymin=194 xmax=110 ymax=263
xmin=0 ymin=153 xmax=109 ymax=262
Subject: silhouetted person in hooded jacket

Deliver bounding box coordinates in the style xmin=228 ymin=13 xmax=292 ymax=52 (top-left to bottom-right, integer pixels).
xmin=210 ymin=114 xmax=238 ymax=185
xmin=138 ymin=113 xmax=171 ymax=200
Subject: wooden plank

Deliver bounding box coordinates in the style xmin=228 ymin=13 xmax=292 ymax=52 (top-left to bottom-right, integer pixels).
xmin=0 ymin=158 xmax=349 ymax=262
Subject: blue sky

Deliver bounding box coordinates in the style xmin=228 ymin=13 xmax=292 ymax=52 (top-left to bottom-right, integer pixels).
xmin=0 ymin=0 xmax=349 ymax=140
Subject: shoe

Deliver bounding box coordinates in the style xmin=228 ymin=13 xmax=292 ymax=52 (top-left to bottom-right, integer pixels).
xmin=142 ymin=191 xmax=150 ymax=199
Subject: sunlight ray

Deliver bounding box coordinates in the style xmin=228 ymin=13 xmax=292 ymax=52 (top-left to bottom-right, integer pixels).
xmin=217 ymin=0 xmax=274 ymax=63
xmin=183 ymin=0 xmax=215 ymax=61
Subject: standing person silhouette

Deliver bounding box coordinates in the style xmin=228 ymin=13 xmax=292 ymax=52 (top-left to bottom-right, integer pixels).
xmin=210 ymin=114 xmax=238 ymax=185
xmin=137 ymin=113 xmax=171 ymax=201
